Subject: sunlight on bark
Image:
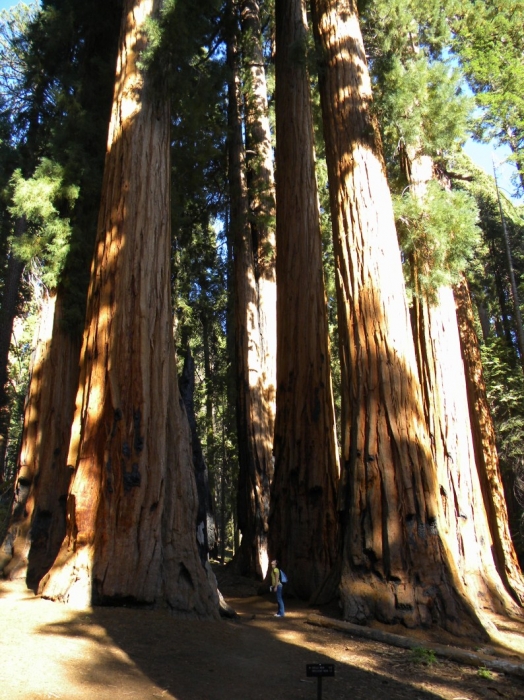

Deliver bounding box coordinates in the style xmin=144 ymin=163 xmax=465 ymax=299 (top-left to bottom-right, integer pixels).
xmin=108 ymin=0 xmax=153 ymax=145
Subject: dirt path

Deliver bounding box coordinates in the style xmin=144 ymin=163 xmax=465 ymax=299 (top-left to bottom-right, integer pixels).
xmin=1 ymin=577 xmax=524 ymax=700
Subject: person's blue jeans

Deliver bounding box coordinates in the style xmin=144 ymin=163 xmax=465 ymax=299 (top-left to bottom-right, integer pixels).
xmin=276 ymin=584 xmax=285 ymax=616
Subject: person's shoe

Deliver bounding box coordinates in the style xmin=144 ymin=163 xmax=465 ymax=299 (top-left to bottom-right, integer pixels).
xmin=274 ymin=614 xmax=282 ymax=617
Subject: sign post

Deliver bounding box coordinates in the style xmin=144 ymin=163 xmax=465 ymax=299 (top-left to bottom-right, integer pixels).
xmin=306 ymin=663 xmax=335 ymax=700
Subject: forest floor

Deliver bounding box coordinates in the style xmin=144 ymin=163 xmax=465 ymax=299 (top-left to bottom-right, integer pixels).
xmin=1 ymin=566 xmax=524 ymax=700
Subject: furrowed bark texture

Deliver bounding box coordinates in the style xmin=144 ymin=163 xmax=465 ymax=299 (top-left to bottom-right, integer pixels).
xmin=40 ymin=0 xmax=218 ymax=616
xmin=228 ymin=0 xmax=276 ymax=582
xmin=411 ymin=285 xmax=521 ymax=626
xmin=454 ymin=275 xmax=524 ymax=605
xmin=310 ymin=0 xmax=484 ymax=634
xmin=231 ymin=0 xmax=277 ymax=581
xmin=408 ymin=154 xmax=523 ymax=621
xmin=270 ymin=0 xmax=339 ymax=599
xmin=0 ymin=292 xmax=79 ymax=588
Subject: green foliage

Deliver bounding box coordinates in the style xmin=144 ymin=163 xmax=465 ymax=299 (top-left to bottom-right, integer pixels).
xmin=9 ymin=158 xmax=78 ymax=290
xmin=394 ymin=181 xmax=481 ymax=301
xmin=378 ymin=56 xmax=471 ymax=172
xmin=359 ymin=0 xmax=456 ymax=61
xmin=410 ymin=647 xmax=437 ymax=665
xmin=451 ymin=0 xmax=524 ymax=193
xmin=449 ymin=151 xmax=524 ymax=346
xmin=0 ymin=2 xmax=38 ymax=140
xmin=3 ymin=284 xmax=39 ymax=481
xmin=13 ymin=0 xmax=122 ymax=334
xmin=141 ymin=0 xmax=223 ymax=91
xmin=477 ymin=666 xmax=494 ymax=680
xmin=360 ymin=0 xmax=472 ymax=186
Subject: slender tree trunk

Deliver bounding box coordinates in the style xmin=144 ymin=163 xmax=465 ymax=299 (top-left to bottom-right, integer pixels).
xmin=454 ymin=275 xmax=524 ymax=605
xmin=488 ymin=236 xmax=515 ymax=348
xmin=0 ymin=291 xmax=80 ymax=589
xmin=227 ymin=0 xmax=276 ymax=580
xmin=220 ymin=455 xmax=227 ymax=563
xmin=310 ymin=0 xmax=489 ymax=635
xmin=0 ymin=222 xmax=26 ymax=479
xmin=179 ymin=349 xmax=216 ymax=564
xmin=40 ymin=0 xmax=218 ymax=616
xmin=269 ymin=0 xmax=339 ymax=600
xmin=493 ymin=167 xmax=524 ymax=375
xmin=238 ymin=0 xmax=277 ymax=580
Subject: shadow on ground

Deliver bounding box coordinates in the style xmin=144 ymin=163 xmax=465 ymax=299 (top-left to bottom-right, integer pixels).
xmin=1 ymin=577 xmax=524 ymax=699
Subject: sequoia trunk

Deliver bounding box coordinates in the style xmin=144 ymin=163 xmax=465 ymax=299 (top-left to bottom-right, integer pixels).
xmin=411 ymin=285 xmax=522 ymax=626
xmin=227 ymin=0 xmax=276 ymax=581
xmin=0 ymin=291 xmax=79 ymax=588
xmin=454 ymin=275 xmax=524 ymax=605
xmin=40 ymin=0 xmax=218 ymax=616
xmin=310 ymin=0 xmax=488 ymax=634
xmin=269 ymin=0 xmax=339 ymax=599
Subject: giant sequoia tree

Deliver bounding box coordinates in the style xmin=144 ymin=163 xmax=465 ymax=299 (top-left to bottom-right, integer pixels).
xmin=269 ymin=0 xmax=339 ymax=600
xmin=360 ymin=0 xmax=524 ymax=614
xmin=230 ymin=0 xmax=277 ymax=580
xmin=40 ymin=0 xmax=218 ymax=615
xmin=308 ymin=0 xmax=519 ymax=635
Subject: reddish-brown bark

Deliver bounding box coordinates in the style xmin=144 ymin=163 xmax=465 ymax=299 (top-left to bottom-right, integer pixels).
xmin=454 ymin=275 xmax=524 ymax=605
xmin=269 ymin=0 xmax=339 ymax=600
xmin=0 ymin=292 xmax=80 ymax=588
xmin=310 ymin=0 xmax=490 ymax=635
xmin=40 ymin=0 xmax=218 ymax=616
xmin=230 ymin=0 xmax=277 ymax=581
xmin=411 ymin=285 xmax=522 ymax=628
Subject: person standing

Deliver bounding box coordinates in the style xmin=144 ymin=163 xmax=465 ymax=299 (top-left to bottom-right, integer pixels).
xmin=270 ymin=559 xmax=285 ymax=617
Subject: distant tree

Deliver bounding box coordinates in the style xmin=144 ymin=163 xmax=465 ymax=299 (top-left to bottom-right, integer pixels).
xmin=451 ymin=0 xmax=524 ymax=194
xmin=0 ymin=160 xmax=80 ymax=583
xmin=0 ymin=2 xmax=37 ymax=479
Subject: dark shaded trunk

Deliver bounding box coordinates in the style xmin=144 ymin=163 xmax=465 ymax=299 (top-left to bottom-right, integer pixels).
xmin=269 ymin=0 xmax=339 ymax=600
xmin=179 ymin=348 xmax=216 ymax=564
xmin=0 ymin=292 xmax=80 ymax=589
xmin=0 ymin=221 xmax=26 ymax=479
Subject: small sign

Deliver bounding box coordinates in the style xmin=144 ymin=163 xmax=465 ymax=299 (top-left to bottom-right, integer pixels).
xmin=306 ymin=663 xmax=335 ymax=677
